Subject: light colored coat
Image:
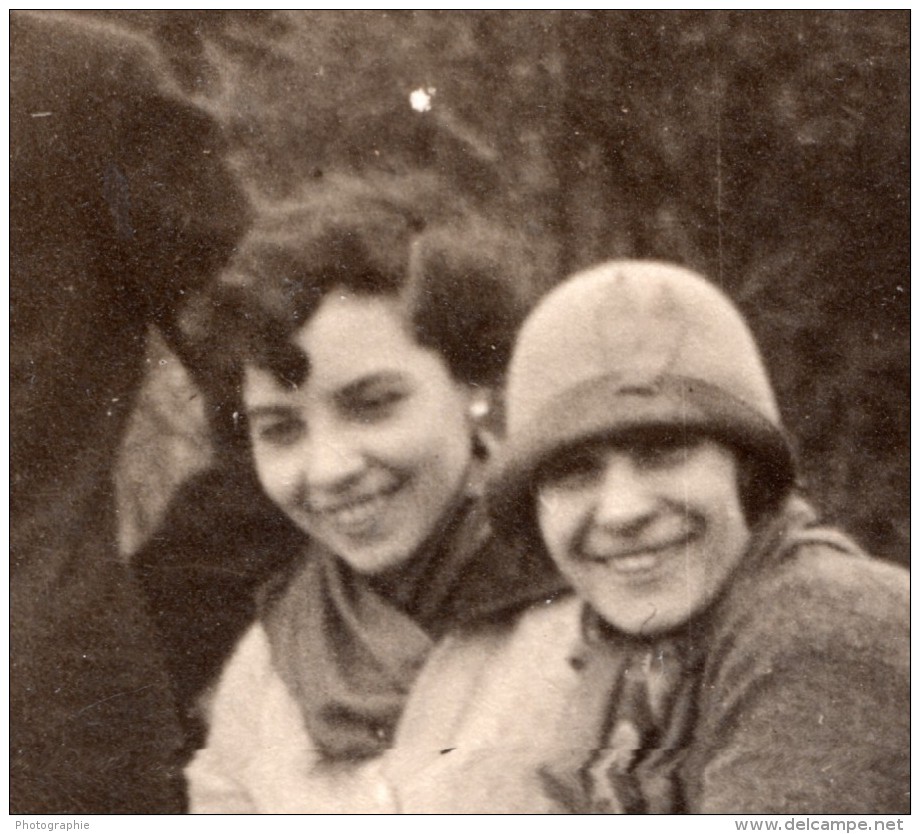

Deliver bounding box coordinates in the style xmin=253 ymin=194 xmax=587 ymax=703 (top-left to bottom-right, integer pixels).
xmin=187 ymin=594 xmax=585 ymax=813
xmin=188 ymin=511 xmax=910 ymax=814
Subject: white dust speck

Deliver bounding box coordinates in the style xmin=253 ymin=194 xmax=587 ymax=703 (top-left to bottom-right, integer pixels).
xmin=410 ymin=87 xmax=435 ymax=113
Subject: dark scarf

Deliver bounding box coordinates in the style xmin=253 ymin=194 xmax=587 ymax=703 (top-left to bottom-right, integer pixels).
xmin=260 ymin=492 xmax=565 ymax=761
xmin=540 ymin=496 xmax=866 ymax=813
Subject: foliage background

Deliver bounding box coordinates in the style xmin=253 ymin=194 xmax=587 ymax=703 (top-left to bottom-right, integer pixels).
xmin=107 ymin=11 xmax=908 ymax=566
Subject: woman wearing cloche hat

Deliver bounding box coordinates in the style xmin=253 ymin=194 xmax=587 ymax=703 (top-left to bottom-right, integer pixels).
xmin=486 ymin=260 xmax=908 ymax=813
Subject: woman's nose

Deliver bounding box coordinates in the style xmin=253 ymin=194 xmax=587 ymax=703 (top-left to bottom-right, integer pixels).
xmin=592 ymin=454 xmax=656 ymax=533
xmin=300 ymin=425 xmax=365 ymax=491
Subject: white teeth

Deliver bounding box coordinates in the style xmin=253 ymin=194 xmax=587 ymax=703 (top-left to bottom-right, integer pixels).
xmin=609 ymin=552 xmax=661 ymax=574
xmin=319 ymin=493 xmax=388 ymax=531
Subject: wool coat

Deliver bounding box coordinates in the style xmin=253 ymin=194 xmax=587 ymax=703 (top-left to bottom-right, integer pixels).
xmin=187 ymin=594 xmax=584 ymax=813
xmin=187 ymin=493 xmax=568 ymax=813
xmin=536 ymin=501 xmax=910 ymax=814
xmin=188 ymin=502 xmax=908 ymax=814
xmin=10 ymin=12 xmax=248 ymax=812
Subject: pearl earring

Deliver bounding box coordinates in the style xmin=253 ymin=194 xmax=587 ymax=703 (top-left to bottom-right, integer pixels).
xmin=469 ymin=399 xmax=490 ymax=420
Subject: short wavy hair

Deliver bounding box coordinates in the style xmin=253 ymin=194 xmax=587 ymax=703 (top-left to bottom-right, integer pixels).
xmin=189 ymin=172 xmax=538 ymax=393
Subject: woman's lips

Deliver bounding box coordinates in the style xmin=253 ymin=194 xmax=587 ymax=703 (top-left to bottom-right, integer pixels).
xmin=603 ymin=550 xmax=665 ymax=575
xmin=580 ymin=533 xmax=697 ymax=576
xmin=308 ymin=479 xmax=406 ymax=536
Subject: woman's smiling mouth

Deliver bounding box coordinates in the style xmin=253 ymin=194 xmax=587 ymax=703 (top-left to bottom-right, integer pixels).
xmin=579 ymin=532 xmax=699 ymax=576
xmin=308 ymin=479 xmax=408 ymax=535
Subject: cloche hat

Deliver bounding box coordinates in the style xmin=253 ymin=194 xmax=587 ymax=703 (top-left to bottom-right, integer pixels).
xmin=488 ymin=260 xmax=796 ymax=540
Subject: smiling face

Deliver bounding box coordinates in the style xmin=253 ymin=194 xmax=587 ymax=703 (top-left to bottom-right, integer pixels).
xmin=243 ymin=291 xmax=475 ymax=575
xmin=535 ymin=434 xmax=752 ymax=636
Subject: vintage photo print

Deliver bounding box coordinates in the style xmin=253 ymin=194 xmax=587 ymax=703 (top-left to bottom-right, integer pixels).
xmin=10 ymin=10 xmax=909 ymax=818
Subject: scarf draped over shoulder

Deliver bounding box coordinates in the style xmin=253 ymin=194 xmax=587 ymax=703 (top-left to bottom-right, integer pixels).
xmin=540 ymin=497 xmax=868 ymax=813
xmin=260 ymin=495 xmax=566 ymax=760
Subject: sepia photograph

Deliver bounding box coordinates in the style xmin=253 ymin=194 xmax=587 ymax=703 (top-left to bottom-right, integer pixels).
xmin=9 ymin=10 xmax=909 ymax=818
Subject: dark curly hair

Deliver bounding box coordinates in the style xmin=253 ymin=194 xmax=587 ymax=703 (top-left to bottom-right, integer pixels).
xmin=192 ymin=172 xmax=536 ymax=383
xmin=179 ymin=171 xmax=539 ymax=450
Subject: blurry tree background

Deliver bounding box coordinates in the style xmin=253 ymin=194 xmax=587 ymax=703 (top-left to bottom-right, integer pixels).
xmin=103 ymin=11 xmax=908 ymax=565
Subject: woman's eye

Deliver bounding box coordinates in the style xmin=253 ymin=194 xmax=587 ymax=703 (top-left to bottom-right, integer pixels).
xmin=254 ymin=418 xmax=304 ymax=447
xmin=631 ymin=437 xmax=692 ymax=469
xmin=539 ymin=449 xmax=605 ymax=490
xmin=345 ymin=389 xmax=406 ymax=422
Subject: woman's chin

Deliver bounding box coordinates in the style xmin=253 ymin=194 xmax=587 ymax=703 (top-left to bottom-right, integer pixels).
xmin=321 ymin=529 xmax=417 ymax=576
